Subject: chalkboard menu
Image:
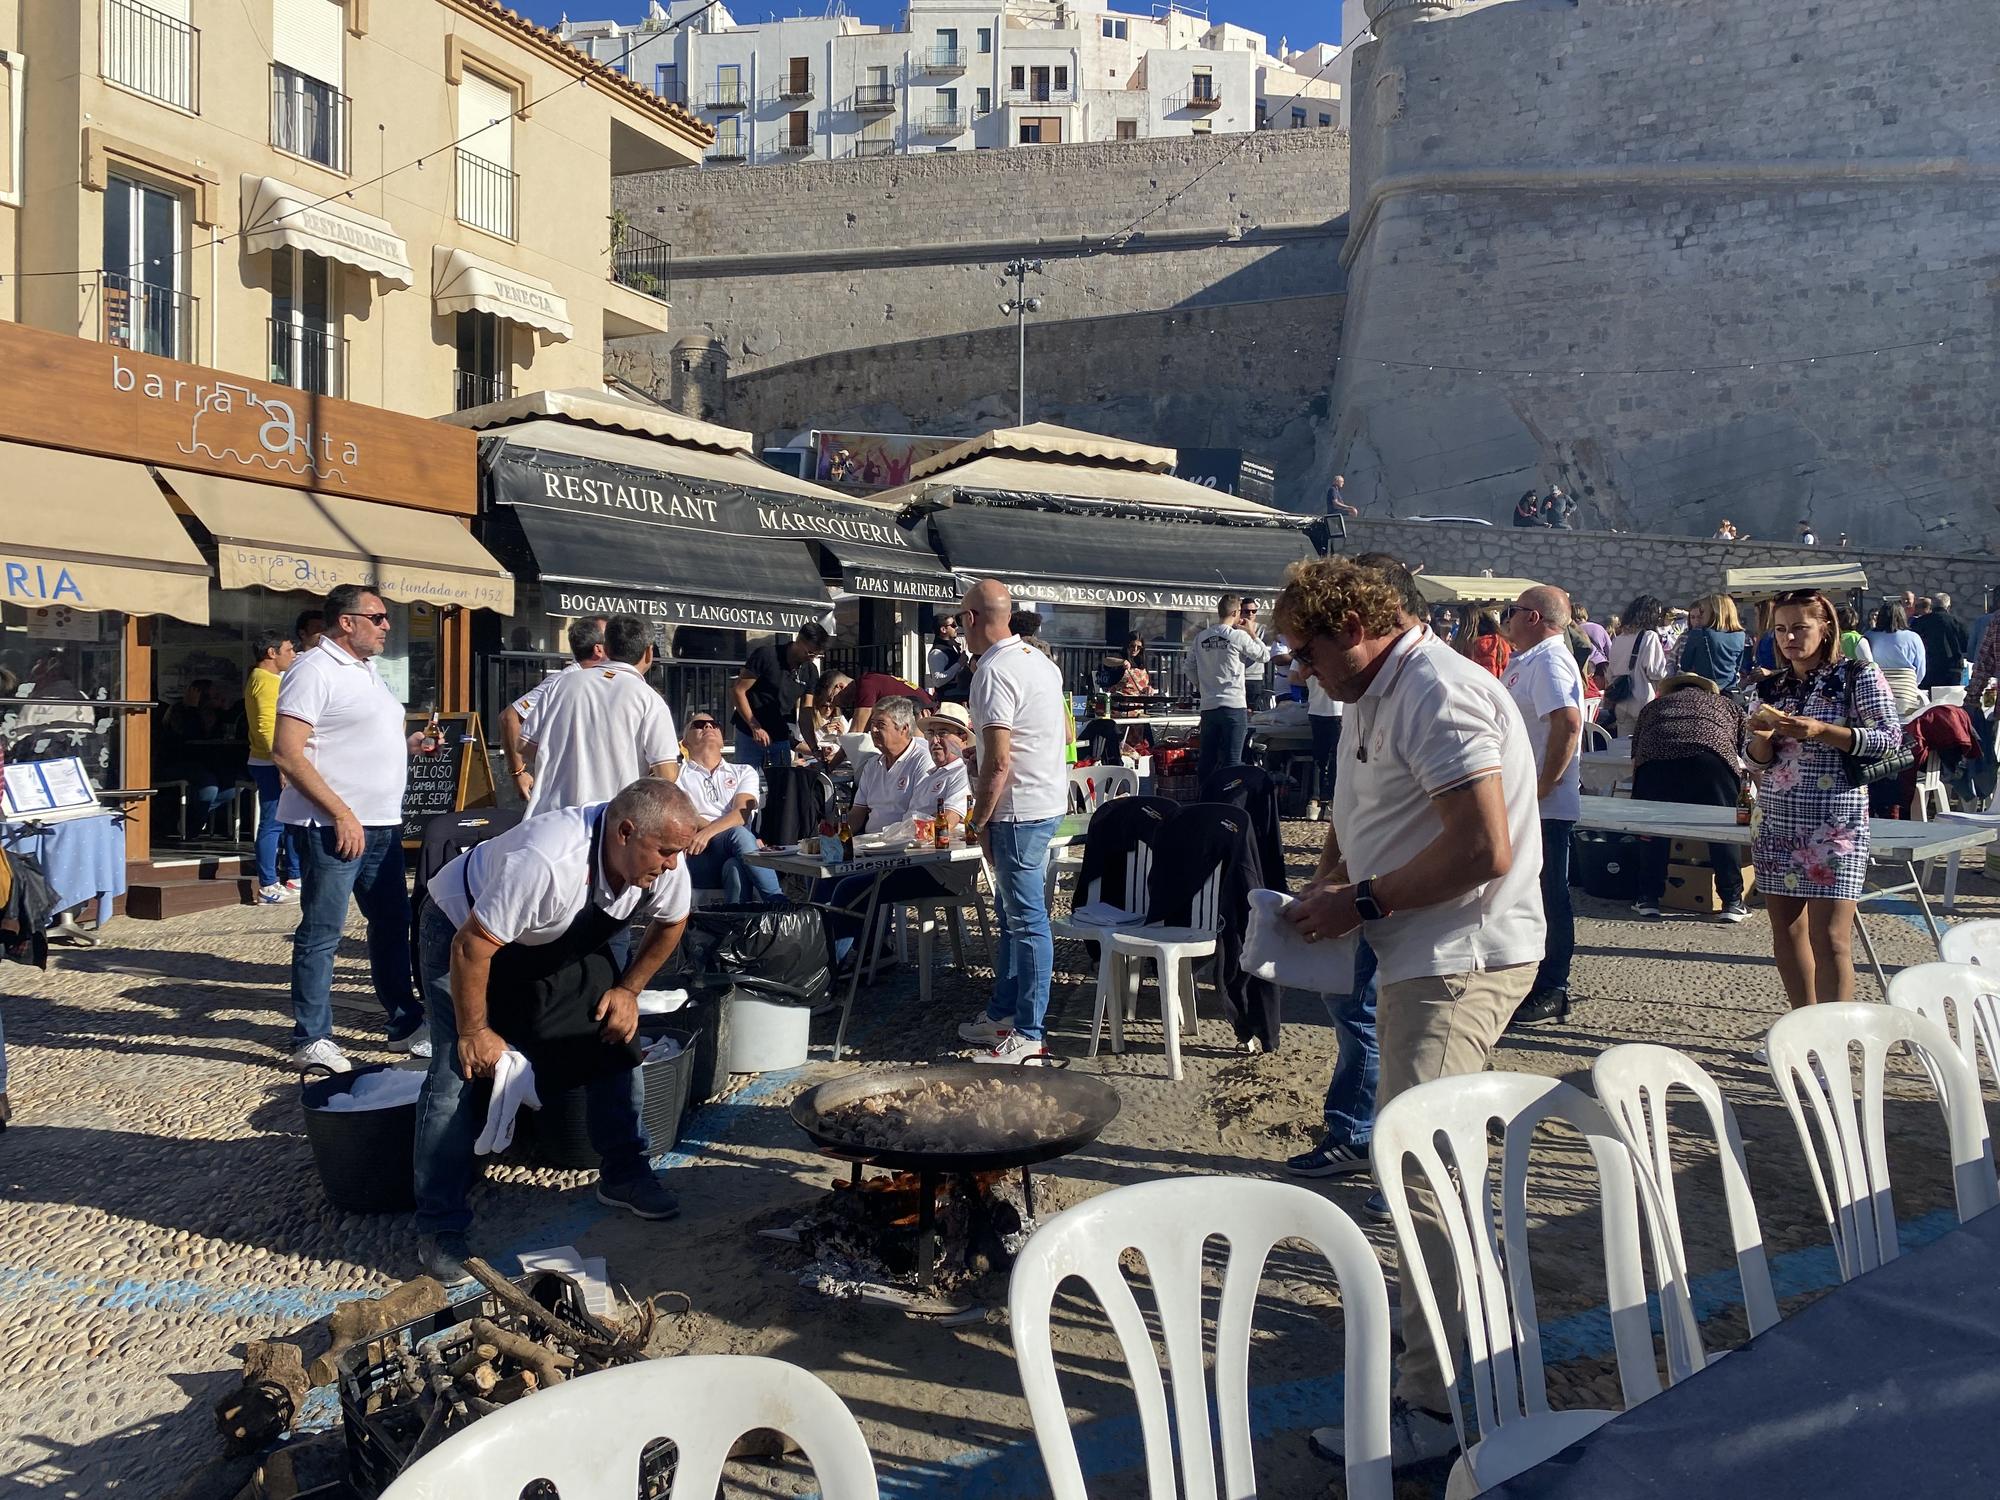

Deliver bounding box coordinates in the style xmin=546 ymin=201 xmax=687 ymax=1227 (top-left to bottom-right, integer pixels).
xmin=400 ymin=713 xmax=495 ymax=843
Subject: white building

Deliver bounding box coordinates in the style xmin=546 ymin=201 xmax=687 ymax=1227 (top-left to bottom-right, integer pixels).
xmin=558 ymin=0 xmax=1340 ymax=166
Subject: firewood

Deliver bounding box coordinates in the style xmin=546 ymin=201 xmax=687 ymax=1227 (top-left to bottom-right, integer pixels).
xmin=465 ymin=1318 xmax=572 ymax=1388
xmin=490 ymin=1369 xmax=540 ymax=1403
xmin=308 ymin=1277 xmax=449 ymax=1385
xmin=213 ymin=1340 xmax=310 ymax=1456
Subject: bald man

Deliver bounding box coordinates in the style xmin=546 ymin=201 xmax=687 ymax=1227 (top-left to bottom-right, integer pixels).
xmin=956 ymin=579 xmax=1068 ymax=1065
xmin=1501 ymin=586 xmax=1585 ymax=1025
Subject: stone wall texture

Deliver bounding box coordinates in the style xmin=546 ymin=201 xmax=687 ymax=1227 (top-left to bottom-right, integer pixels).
xmin=606 ymin=293 xmax=1345 ymax=506
xmin=1335 ymin=0 xmax=2000 ymax=551
xmin=1334 ymin=517 xmax=2000 ymax=623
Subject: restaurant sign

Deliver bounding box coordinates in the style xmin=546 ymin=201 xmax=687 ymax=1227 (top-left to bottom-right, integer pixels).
xmin=987 ymin=576 xmax=1274 ymax=612
xmin=549 ymin=587 xmax=828 ymax=633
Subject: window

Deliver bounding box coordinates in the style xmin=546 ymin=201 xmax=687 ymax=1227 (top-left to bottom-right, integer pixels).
xmin=101 ymin=0 xmax=200 ymax=113
xmin=1010 ymin=65 xmax=1025 ymax=91
xmin=1019 ymin=115 xmax=1060 ymax=144
xmin=976 ymin=86 xmax=992 ymax=114
xmin=655 ymin=62 xmax=679 ymax=102
xmin=938 ymin=87 xmax=957 ymax=110
xmin=269 ymin=247 xmax=342 ymax=396
xmin=713 ymin=63 xmax=743 ymax=107
xmin=1191 ymin=65 xmax=1215 ymax=102
xmin=937 ymin=28 xmax=957 ymax=49
xmin=1115 ymin=118 xmax=1137 ymax=139
xmin=1054 ymin=65 xmax=1069 ymax=92
xmin=1029 ymin=65 xmax=1050 ymax=100
xmin=978 ymin=26 xmax=992 ymax=52
xmin=101 ymin=172 xmax=190 ymax=359
xmin=456 ymin=68 xmax=517 ymax=238
xmin=788 ymin=109 xmax=810 ymax=148
xmin=1319 ymin=111 xmax=1332 ymax=126
xmin=786 ymin=56 xmax=811 ymax=95
xmin=708 ymin=119 xmax=744 ymax=158
xmin=1291 ymin=107 xmax=1306 ymax=127
xmin=1100 ymin=18 xmax=1127 ymax=38
xmin=271 ymin=64 xmax=346 ymax=170
xmin=453 ymin=310 xmax=510 ymax=411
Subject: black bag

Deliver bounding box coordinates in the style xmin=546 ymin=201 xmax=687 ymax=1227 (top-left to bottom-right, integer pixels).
xmin=1602 ymin=630 xmax=1656 ymax=708
xmin=660 ymin=903 xmax=832 ymax=1005
xmin=1573 ymin=828 xmax=1649 ymax=900
xmin=1836 ymin=661 xmax=1918 ymax=786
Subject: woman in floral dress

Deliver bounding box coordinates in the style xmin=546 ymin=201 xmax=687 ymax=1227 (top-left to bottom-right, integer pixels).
xmin=1748 ymin=590 xmax=1901 ymax=1005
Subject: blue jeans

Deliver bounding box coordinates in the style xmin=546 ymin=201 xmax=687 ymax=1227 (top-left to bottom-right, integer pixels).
xmin=288 ymin=824 xmax=420 ymax=1049
xmin=983 ymin=818 xmax=1061 ymax=1041
xmin=411 ymin=906 xmax=650 ymax=1235
xmin=249 ymin=766 xmax=300 ymax=888
xmin=1308 ymin=714 xmax=1342 ymax=803
xmin=1322 ymin=936 xmax=1379 ymax=1146
xmin=1197 ymin=706 xmax=1250 ymax=787
xmin=686 ymin=824 xmax=782 ymax=904
xmin=1536 ymin=818 xmax=1576 ymax=994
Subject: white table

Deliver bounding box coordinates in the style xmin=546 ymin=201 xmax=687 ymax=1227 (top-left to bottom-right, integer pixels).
xmin=1575 ymin=795 xmax=1998 ymax=991
xmin=1579 ymin=747 xmax=1634 ymax=794
xmin=1111 ymin=714 xmax=1200 ymax=731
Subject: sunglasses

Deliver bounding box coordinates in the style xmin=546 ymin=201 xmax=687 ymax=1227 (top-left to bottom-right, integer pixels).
xmin=1500 ymin=605 xmax=1536 ymax=622
xmin=687 ymin=719 xmax=721 ymax=730
xmin=343 ymin=611 xmax=391 ymax=626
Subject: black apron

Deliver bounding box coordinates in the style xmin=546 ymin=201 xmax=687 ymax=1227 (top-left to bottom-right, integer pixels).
xmin=466 ymin=809 xmax=650 ymax=1092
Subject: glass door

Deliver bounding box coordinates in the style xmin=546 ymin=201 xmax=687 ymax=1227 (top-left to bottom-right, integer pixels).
xmin=102 ymin=173 xmax=187 ymax=359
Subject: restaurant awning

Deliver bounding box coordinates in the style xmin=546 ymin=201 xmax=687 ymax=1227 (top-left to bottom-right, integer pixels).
xmin=432 ymin=246 xmax=572 ymax=342
xmin=240 ymin=174 xmax=414 ymax=288
xmin=925 ymin=499 xmax=1316 ymax=609
xmin=817 ymin=523 xmax=961 ymax=604
xmin=1723 ymin=563 xmax=1870 ymax=597
xmin=158 ymin=468 xmax=515 ymax=613
xmin=0 ymin=442 xmax=209 ymax=622
xmin=1414 ymin=575 xmax=1548 ymax=605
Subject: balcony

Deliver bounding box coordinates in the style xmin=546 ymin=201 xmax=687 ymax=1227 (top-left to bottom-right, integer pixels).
xmin=100 ymin=272 xmax=196 ymax=362
xmin=778 ymin=70 xmax=815 ymax=100
xmin=926 ymin=47 xmax=969 ymax=73
xmin=920 ymin=107 xmax=969 ymax=134
xmin=854 ymin=83 xmax=896 ymax=112
xmin=775 ymin=137 xmax=814 ymax=155
xmin=1005 ymin=87 xmax=1077 ymax=106
xmin=706 ymin=138 xmax=748 ymax=162
xmin=270 ymin=64 xmax=350 ymax=174
xmin=455 ymin=148 xmax=517 ymax=240
xmin=268 ymin=319 xmax=347 ymax=398
xmin=1169 ymin=85 xmax=1224 ymax=111
xmin=853 ymin=138 xmax=896 ymax=158
xmin=610 ymin=222 xmax=671 ymax=301
xmin=453 ymin=370 xmax=512 ymax=413
xmin=707 ymin=82 xmax=746 ymax=111
xmin=101 ymin=0 xmax=200 ymax=113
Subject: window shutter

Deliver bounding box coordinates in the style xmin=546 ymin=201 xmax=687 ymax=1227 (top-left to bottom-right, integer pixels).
xmin=273 ymin=0 xmax=344 ymax=88
xmin=458 ymin=69 xmax=515 ymax=169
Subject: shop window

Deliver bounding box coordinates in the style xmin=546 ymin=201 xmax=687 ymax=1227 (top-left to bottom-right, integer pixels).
xmin=101 ymin=172 xmax=191 ymax=361
xmin=453 ymin=309 xmax=511 ymax=411
xmin=269 ymin=246 xmax=343 ymax=397
xmin=0 ymin=606 xmax=127 ymax=794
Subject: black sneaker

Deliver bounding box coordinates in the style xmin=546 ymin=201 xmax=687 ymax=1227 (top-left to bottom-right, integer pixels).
xmin=1717 ymin=900 xmax=1751 ymax=923
xmin=1508 ymin=987 xmax=1571 ymax=1028
xmin=1361 ymin=1191 xmax=1392 ymax=1223
xmin=598 ymin=1174 xmax=682 ymax=1221
xmin=417 ymin=1231 xmax=472 ymax=1285
xmin=1286 ymin=1138 xmax=1372 ymax=1178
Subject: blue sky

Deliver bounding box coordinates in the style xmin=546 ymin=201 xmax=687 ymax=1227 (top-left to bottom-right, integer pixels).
xmin=517 ymin=0 xmax=1351 ymax=55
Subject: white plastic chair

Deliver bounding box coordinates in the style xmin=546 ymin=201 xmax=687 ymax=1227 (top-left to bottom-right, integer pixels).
xmin=1764 ymin=1001 xmax=2000 ymax=1282
xmin=1579 ymin=720 xmax=1613 ymax=752
xmin=1373 ymin=1072 xmax=1665 ymax=1499
xmin=1068 ymin=764 xmax=1138 ymax=814
xmin=1885 ymin=962 xmax=2000 ymax=1125
xmin=1591 ymin=1044 xmax=1779 ymax=1379
xmin=1939 ymin=918 xmax=2000 ymax=968
xmin=1094 ymin=867 xmax=1222 ymax=1081
xmin=1008 ymin=1176 xmax=1392 ymax=1500
xmin=380 ymin=1356 xmax=878 ymax=1499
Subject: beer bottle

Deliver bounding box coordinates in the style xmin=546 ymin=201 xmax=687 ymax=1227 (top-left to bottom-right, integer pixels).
xmin=423 ymin=705 xmax=443 ymax=754
xmin=837 ymin=818 xmax=854 ymax=861
xmin=1735 ymin=775 xmax=1756 ymax=827
xmin=934 ymin=795 xmax=951 ymax=850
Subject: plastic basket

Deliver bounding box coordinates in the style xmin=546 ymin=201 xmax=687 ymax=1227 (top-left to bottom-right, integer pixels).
xmin=300 ymin=1064 xmax=418 ymax=1214
xmin=1152 ymin=773 xmax=1202 ymax=804
xmin=512 ymin=1026 xmax=696 ymax=1171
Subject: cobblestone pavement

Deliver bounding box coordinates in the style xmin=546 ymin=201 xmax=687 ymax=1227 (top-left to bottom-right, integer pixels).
xmin=0 ymin=821 xmax=1989 ymax=1497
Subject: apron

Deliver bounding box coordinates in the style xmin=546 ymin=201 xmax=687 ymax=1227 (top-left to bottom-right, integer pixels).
xmin=466 ymin=808 xmax=651 ymax=1092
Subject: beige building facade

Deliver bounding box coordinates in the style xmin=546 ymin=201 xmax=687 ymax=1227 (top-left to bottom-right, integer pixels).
xmin=1 ymin=0 xmax=708 ymax=415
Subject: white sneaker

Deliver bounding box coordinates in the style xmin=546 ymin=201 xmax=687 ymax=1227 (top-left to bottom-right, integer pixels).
xmin=283 ymin=879 xmax=302 ymax=896
xmin=1305 ymin=799 xmax=1321 ymax=821
xmin=957 ymin=1012 xmax=1013 ymax=1046
xmin=1240 ymin=1036 xmax=1264 ymax=1055
xmin=258 ymin=884 xmax=287 ymax=905
xmin=1753 ymin=1043 xmax=1769 ymax=1065
xmin=291 ymin=1037 xmax=351 ymax=1073
xmin=386 ymin=1028 xmax=434 ymax=1060
xmin=975 ymin=1032 xmax=1051 ymax=1066
xmin=1310 ymin=1397 xmax=1460 ymax=1467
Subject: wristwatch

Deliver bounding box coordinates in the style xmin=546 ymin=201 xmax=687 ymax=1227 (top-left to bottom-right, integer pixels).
xmin=1353 ymin=878 xmax=1391 ymax=923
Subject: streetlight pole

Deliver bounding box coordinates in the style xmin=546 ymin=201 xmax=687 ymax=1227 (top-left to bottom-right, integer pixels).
xmin=1000 ymin=258 xmax=1043 ymax=427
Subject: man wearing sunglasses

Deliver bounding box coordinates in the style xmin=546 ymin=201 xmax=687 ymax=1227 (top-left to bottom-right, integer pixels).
xmin=677 ymin=712 xmax=783 ymax=904
xmin=273 ymin=585 xmax=434 ymax=1072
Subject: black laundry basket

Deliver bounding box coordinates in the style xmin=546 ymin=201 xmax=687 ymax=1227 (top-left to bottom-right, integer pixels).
xmin=511 ymin=1026 xmax=698 ymax=1171
xmin=300 ymin=1064 xmax=420 ymax=1214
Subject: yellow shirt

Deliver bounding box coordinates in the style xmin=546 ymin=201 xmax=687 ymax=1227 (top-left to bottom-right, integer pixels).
xmin=246 ymin=665 xmax=283 ymax=763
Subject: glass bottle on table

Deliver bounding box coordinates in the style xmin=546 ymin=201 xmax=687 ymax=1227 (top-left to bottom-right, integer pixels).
xmin=934 ymin=794 xmax=951 ymax=850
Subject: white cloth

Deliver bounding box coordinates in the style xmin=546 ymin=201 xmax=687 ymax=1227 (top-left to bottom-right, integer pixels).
xmin=522 ymin=661 xmax=680 ymax=817
xmin=1306 ymin=676 xmax=1344 ymax=718
xmin=510 ymin=662 xmax=578 ymax=719
xmin=853 ymin=736 xmax=934 ymax=832
xmin=911 ymin=753 xmax=972 ymax=819
xmin=276 ymin=637 xmax=409 ymax=826
xmin=968 ymin=635 xmax=1068 ymax=822
xmin=677 ymin=756 xmax=761 ymax=822
xmin=1068 ymin=899 xmax=1140 ymax=928
xmin=1605 ymin=630 xmax=1668 ymax=719
xmin=428 ymin=802 xmax=694 ymax=945
xmin=1330 ymin=628 xmax=1545 ymax=986
xmin=310 ymin=1067 xmax=426 ymax=1113
xmin=1243 ymin=888 xmax=1358 ymax=993
xmin=1501 ymin=633 xmax=1587 ymax=822
xmin=1189 ymin=622 xmax=1273 ymax=710
xmin=475 ymin=1048 xmax=541 ymax=1156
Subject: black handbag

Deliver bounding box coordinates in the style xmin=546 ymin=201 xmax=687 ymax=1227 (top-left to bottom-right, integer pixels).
xmin=1837 ymin=662 xmax=1917 ymax=786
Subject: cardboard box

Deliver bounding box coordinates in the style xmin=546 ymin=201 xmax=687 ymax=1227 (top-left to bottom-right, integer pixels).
xmin=1668 ymin=837 xmax=1753 ymax=867
xmin=1664 ymin=860 xmax=1757 ymax=913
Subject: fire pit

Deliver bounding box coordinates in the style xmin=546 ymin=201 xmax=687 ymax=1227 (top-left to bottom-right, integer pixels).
xmin=789 ymin=1065 xmax=1120 ymax=1289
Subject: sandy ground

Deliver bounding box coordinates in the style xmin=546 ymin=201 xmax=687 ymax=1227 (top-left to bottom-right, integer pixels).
xmin=0 ymin=817 xmax=1988 ymax=1498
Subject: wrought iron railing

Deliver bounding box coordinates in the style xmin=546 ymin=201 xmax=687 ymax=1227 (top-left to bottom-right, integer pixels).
xmin=453 ymin=369 xmax=512 ymax=412
xmin=100 ymin=272 xmax=196 ymax=362
xmin=927 ymin=47 xmax=968 ymax=71
xmin=101 ymin=0 xmax=199 ymax=112
xmin=921 ymin=107 xmax=969 ymax=132
xmin=707 ymin=82 xmax=746 ymax=109
xmin=610 ymin=223 xmax=671 ymax=300
xmin=270 ymin=63 xmax=350 ymax=172
xmin=455 ymin=149 xmax=517 ymax=239
xmin=268 ymin=318 xmax=347 ymax=397
xmin=854 ymin=83 xmax=896 ymax=110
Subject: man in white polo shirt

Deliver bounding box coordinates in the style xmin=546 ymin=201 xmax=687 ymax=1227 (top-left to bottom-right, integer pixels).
xmin=273 ymin=585 xmax=435 ymax=1071
xmin=499 ymin=615 xmax=608 ymax=806
xmin=520 ymin=616 xmax=680 ymax=817
xmin=957 ymin=579 xmax=1069 ymax=1065
xmin=677 ymin=708 xmax=781 ymax=904
xmin=412 ymin=777 xmax=698 ymax=1282
xmin=1275 ymin=557 xmax=1545 ymax=1472
xmin=848 ymin=696 xmax=932 ymax=833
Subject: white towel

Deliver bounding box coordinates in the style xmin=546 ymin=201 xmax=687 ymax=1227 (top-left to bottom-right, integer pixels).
xmin=1068 ymin=900 xmax=1141 ymax=929
xmin=474 ymin=1048 xmax=542 ymax=1156
xmin=1243 ymin=888 xmax=1358 ymax=994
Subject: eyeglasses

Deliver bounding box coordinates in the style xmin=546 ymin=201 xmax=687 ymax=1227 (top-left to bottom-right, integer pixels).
xmin=343 ymin=611 xmax=391 ymax=626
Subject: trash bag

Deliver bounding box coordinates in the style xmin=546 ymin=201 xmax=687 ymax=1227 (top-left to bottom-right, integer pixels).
xmin=660 ymin=904 xmax=832 ymax=1005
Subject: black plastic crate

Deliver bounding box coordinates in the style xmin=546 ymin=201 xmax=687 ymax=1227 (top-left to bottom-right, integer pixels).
xmin=338 ymin=1271 xmax=652 ymax=1498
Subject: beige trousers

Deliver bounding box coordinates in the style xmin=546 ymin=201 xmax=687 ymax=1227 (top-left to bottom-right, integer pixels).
xmin=1374 ymin=963 xmax=1536 ymax=1412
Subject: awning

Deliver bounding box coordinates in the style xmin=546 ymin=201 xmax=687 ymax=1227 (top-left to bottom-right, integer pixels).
xmin=819 ymin=526 xmax=961 ymax=604
xmin=876 ymin=453 xmax=1283 ymax=516
xmin=240 ymin=174 xmax=414 ymax=288
xmin=159 ymin=468 xmax=515 ymax=613
xmin=1724 ymin=563 xmax=1870 ymax=597
xmin=433 ymin=246 xmax=572 ymax=342
xmin=1415 ymin=575 xmax=1548 ymax=605
xmin=927 ymin=500 xmax=1316 ymax=610
xmin=0 ymin=442 xmax=209 ymax=622
xmin=908 ymin=422 xmax=1179 ymax=480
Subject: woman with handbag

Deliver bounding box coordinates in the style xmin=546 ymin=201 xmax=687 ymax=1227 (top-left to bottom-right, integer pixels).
xmin=1748 ymin=590 xmax=1903 ymax=1008
xmin=1603 ymin=596 xmax=1670 ymax=738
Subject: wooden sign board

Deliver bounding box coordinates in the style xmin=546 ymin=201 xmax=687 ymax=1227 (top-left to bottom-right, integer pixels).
xmin=402 ymin=712 xmax=496 ymax=844
xmin=0 ymin=321 xmax=476 ymax=515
